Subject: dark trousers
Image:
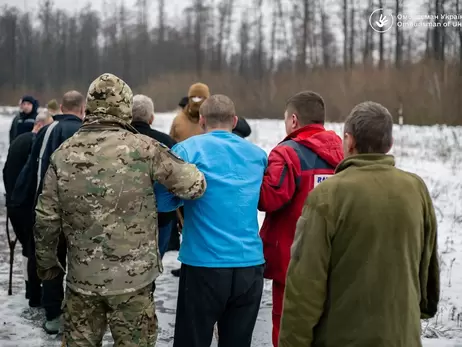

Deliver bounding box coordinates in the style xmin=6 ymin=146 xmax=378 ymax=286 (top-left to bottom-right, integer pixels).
xmin=8 ymin=206 xmax=31 ymax=256
xmin=26 ymin=240 xmax=42 ymax=304
xmin=168 ymin=206 xmax=182 ymax=252
xmin=158 ymin=220 xmax=174 ymax=258
xmin=29 ymin=233 xmax=67 ymax=320
xmin=9 ymin=207 xmax=42 ymax=303
xmin=9 ymin=207 xmax=40 ymax=300
xmin=42 ymin=234 xmax=67 ymax=320
xmin=173 ymin=263 xmax=264 ymax=347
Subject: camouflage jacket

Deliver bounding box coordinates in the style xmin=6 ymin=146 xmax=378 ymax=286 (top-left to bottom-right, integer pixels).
xmin=35 ymin=124 xmax=206 ymax=296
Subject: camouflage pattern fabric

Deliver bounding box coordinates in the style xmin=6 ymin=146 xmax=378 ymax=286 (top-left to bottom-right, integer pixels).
xmin=63 ymin=285 xmax=157 ymax=347
xmin=34 ymin=73 xmax=207 ymax=297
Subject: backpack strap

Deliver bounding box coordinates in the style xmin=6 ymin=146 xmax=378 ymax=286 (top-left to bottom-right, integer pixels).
xmin=36 ymin=121 xmax=60 ymax=193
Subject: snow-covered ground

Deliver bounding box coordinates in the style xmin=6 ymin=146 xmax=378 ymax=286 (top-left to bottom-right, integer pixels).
xmin=0 ymin=108 xmax=461 ymax=346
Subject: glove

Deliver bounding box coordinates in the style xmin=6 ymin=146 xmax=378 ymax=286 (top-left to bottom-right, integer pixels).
xmin=37 ymin=266 xmax=64 ymax=280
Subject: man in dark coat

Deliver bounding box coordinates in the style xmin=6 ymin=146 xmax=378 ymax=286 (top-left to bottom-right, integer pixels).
xmin=9 ymin=95 xmax=40 ymax=144
xmin=233 ymin=117 xmax=252 ymax=138
xmin=3 ymin=111 xmax=53 ymax=302
xmin=131 ymin=94 xmax=177 ymax=259
xmin=11 ymin=91 xmax=85 ymax=334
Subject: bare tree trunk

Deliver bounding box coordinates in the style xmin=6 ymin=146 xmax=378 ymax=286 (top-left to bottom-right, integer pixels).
xmin=216 ymin=0 xmax=229 ymax=71
xmin=255 ymin=0 xmax=264 ymax=80
xmin=194 ymin=0 xmax=204 ymax=78
xmin=343 ymin=0 xmax=348 ymax=69
xmin=239 ymin=10 xmax=249 ymax=76
xmin=349 ymin=0 xmax=355 ymax=68
xmin=407 ymin=34 xmax=412 ymax=64
xmin=378 ymin=0 xmax=384 ymax=69
xmin=395 ymin=0 xmax=403 ymax=68
xmin=319 ymin=0 xmax=330 ymax=68
xmin=440 ymin=0 xmax=446 ymax=62
xmin=269 ymin=2 xmax=277 ymax=72
xmin=300 ymin=0 xmax=309 ymax=71
xmin=224 ymin=0 xmax=235 ymax=63
xmin=457 ymin=0 xmax=462 ymax=75
xmin=158 ymin=0 xmax=165 ymax=43
xmin=276 ymin=0 xmax=290 ymax=61
xmin=433 ymin=0 xmax=441 ymax=60
xmin=10 ymin=14 xmax=17 ymax=90
xmin=363 ymin=0 xmax=374 ymax=65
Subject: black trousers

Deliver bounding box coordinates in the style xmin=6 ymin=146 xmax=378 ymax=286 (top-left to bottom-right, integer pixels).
xmin=167 ymin=209 xmax=181 ymax=252
xmin=29 ymin=233 xmax=67 ymax=320
xmin=173 ymin=263 xmax=264 ymax=347
xmin=8 ymin=206 xmax=31 ymax=256
xmin=26 ymin=238 xmax=42 ymax=304
xmin=43 ymin=234 xmax=67 ymax=320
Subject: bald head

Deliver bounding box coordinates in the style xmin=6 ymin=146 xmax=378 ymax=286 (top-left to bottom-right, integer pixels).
xmin=61 ymin=90 xmax=85 ymax=119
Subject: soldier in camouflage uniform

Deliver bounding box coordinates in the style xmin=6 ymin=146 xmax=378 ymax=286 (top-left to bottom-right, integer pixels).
xmin=34 ymin=73 xmax=207 ymax=347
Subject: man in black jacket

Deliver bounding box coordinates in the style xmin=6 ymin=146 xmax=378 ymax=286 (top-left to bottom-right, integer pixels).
xmin=9 ymin=95 xmax=40 ymax=144
xmin=11 ymin=90 xmax=85 ymax=334
xmin=131 ymin=94 xmax=178 ymax=260
xmin=3 ymin=111 xmax=53 ymax=302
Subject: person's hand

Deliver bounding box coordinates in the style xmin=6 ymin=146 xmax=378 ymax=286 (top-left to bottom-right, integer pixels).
xmin=37 ymin=266 xmax=64 ymax=280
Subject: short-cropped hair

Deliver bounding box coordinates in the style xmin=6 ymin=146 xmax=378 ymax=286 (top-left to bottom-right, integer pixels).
xmin=286 ymin=91 xmax=325 ymax=125
xmin=344 ymin=101 xmax=393 ymax=154
xmin=62 ymin=91 xmax=85 ymax=112
xmin=132 ymin=95 xmax=154 ymax=124
xmin=199 ymin=94 xmax=236 ymax=127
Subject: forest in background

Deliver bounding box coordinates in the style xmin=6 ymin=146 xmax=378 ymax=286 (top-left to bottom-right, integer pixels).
xmin=0 ymin=0 xmax=461 ymax=125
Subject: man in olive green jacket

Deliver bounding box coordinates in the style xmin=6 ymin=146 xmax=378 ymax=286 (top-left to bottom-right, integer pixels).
xmin=279 ymin=101 xmax=439 ymax=347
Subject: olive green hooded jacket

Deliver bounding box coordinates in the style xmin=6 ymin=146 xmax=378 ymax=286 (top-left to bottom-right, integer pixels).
xmin=279 ymin=154 xmax=439 ymax=347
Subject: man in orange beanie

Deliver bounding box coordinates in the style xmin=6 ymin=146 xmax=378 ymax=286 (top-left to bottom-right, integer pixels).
xmin=170 ymin=83 xmax=210 ymax=142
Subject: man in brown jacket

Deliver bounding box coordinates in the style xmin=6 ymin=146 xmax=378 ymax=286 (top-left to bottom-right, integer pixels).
xmin=170 ymin=83 xmax=210 ymax=142
xmin=279 ymin=101 xmax=440 ymax=347
xmin=168 ymin=83 xmax=210 ymax=277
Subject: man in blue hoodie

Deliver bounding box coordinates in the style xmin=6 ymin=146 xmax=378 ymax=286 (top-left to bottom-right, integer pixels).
xmin=157 ymin=94 xmax=267 ymax=347
xmin=11 ymin=90 xmax=85 ymax=334
xmin=9 ymin=95 xmax=39 ymax=144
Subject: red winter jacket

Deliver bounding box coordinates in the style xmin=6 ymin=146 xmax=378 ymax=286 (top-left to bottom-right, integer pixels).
xmin=258 ymin=124 xmax=343 ymax=284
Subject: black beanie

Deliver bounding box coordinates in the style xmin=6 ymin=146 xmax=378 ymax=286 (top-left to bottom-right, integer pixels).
xmin=21 ymin=95 xmax=39 ymax=107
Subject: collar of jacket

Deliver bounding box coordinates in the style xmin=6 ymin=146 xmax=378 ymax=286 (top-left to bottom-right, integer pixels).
xmin=335 ymin=154 xmax=395 ymax=174
xmin=282 ymin=124 xmax=326 ymax=142
xmin=83 ymin=113 xmax=139 ymax=134
xmin=53 ymin=113 xmax=82 ymax=122
xmin=131 ymin=121 xmax=151 ymax=130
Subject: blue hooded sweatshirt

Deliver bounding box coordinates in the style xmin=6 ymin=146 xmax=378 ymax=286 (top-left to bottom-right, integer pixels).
xmin=156 ymin=130 xmax=267 ymax=268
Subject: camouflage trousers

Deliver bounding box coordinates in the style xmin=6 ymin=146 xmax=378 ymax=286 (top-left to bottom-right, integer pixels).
xmin=63 ymin=285 xmax=158 ymax=347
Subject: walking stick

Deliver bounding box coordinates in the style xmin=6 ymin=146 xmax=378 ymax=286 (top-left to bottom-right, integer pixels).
xmin=5 ymin=208 xmax=17 ymax=295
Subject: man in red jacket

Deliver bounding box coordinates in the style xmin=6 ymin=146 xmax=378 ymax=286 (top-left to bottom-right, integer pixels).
xmin=258 ymin=91 xmax=344 ymax=347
